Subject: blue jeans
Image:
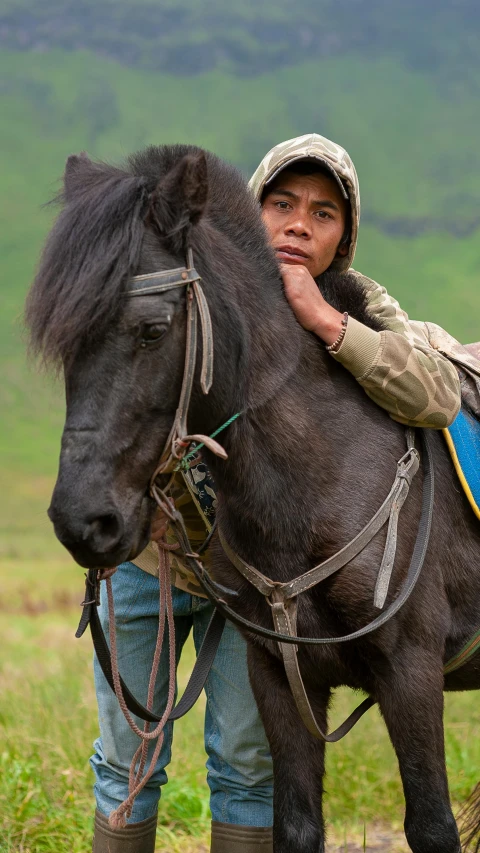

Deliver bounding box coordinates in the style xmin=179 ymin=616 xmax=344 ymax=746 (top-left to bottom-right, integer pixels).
xmin=91 ymin=561 xmax=273 ymax=825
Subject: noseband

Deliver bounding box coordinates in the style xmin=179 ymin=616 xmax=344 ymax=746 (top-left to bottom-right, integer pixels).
xmin=126 ymin=248 xmax=228 ymax=480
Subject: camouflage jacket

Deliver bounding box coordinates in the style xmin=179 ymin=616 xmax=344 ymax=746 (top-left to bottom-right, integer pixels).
xmin=249 ymin=133 xmax=480 ymax=428
xmin=331 ymin=271 xmax=480 ymax=428
xmin=133 ymin=133 xmax=480 ymax=593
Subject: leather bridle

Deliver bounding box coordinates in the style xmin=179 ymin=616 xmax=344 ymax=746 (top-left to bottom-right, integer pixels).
xmin=127 ymin=247 xmax=228 ymax=477
xmin=78 ymin=248 xmax=440 ymax=744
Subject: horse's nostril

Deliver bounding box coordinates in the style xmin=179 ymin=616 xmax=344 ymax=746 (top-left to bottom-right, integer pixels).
xmin=83 ymin=512 xmax=124 ymax=552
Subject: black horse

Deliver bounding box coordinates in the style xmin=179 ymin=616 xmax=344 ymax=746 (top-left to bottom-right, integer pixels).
xmin=26 ymin=145 xmax=480 ymax=853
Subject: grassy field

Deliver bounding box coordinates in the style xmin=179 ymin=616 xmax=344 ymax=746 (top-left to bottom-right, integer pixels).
xmin=1 ymin=474 xmax=479 ymax=852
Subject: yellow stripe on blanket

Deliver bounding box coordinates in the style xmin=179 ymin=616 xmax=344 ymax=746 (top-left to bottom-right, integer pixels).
xmin=442 ymin=407 xmax=480 ymax=521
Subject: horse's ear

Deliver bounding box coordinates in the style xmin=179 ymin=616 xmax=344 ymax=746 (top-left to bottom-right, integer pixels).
xmin=149 ymin=151 xmax=208 ymax=240
xmin=63 ymin=152 xmax=92 ymax=199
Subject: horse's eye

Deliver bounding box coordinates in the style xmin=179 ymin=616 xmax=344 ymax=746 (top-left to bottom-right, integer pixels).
xmin=140 ymin=323 xmax=167 ymax=347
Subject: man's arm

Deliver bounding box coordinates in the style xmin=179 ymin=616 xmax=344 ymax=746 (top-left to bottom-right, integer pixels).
xmin=281 ymin=265 xmax=461 ymax=429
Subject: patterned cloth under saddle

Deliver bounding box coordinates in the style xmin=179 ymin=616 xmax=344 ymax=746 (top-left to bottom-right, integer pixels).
xmin=443 ymin=406 xmax=480 ymax=521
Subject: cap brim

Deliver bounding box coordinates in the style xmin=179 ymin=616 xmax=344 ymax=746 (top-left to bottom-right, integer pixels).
xmin=264 ymin=155 xmax=349 ymax=200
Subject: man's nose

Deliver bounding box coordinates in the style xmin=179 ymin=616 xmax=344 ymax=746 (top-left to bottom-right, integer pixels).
xmin=285 ymin=215 xmax=310 ymax=238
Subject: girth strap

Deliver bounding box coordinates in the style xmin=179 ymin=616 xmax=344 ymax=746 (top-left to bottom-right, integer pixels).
xmin=269 ymin=587 xmax=375 ymax=741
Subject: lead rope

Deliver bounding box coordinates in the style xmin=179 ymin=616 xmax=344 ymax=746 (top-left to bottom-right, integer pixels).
xmin=105 ymin=539 xmax=178 ymax=830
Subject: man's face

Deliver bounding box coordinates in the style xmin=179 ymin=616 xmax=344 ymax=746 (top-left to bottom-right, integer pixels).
xmin=261 ymin=169 xmax=349 ymax=278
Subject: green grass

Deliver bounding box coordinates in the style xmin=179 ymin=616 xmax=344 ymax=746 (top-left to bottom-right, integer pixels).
xmin=1 ymin=596 xmax=478 ymax=852
xmin=1 ymin=477 xmax=479 ymax=851
xmin=1 ymin=478 xmax=212 ymax=852
xmin=0 ymin=609 xmax=210 ymax=853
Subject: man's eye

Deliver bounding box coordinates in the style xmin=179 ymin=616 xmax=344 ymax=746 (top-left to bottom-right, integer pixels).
xmin=315 ymin=210 xmax=331 ymax=219
xmin=140 ymin=323 xmax=168 ymax=347
xmin=275 ymin=201 xmax=291 ymax=210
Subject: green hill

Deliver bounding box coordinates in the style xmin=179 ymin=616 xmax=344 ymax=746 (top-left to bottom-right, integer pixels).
xmin=1 ymin=0 xmax=480 ymax=482
xmin=1 ymin=0 xmax=479 ymax=80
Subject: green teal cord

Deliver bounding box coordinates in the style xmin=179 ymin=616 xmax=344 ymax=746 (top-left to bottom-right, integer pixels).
xmin=176 ymin=412 xmax=242 ymax=471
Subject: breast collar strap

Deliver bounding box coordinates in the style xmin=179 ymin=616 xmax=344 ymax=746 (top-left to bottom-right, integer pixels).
xmin=218 ymin=428 xmax=421 ymax=611
xmin=156 ymin=428 xmax=434 ymax=743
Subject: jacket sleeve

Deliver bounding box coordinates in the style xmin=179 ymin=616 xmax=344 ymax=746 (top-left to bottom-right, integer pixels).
xmin=329 ymin=271 xmax=461 ymax=428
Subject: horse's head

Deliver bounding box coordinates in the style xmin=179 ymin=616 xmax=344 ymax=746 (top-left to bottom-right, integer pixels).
xmin=26 ymin=145 xmax=279 ymax=567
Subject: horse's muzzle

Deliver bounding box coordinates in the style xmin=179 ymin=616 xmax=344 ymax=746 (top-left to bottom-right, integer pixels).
xmin=48 ymin=487 xmax=152 ymax=568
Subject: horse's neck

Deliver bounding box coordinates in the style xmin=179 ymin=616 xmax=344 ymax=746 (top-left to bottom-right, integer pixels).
xmin=208 ymin=342 xmax=405 ymax=574
xmin=191 ymin=269 xmax=304 ymax=432
xmin=197 ymin=264 xmax=405 ymax=571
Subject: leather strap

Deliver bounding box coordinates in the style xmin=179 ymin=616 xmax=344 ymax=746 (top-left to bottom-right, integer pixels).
xmin=218 ymin=430 xmax=420 ymax=607
xmin=266 ymin=429 xmax=428 ymax=740
xmin=269 ymin=588 xmax=374 ymax=741
xmin=169 ymin=428 xmax=434 ymax=648
xmin=192 ymin=278 xmax=214 ymax=394
xmin=76 ymin=574 xmax=225 ymax=724
xmin=373 ymin=478 xmax=409 ymax=609
xmin=173 ymin=285 xmax=198 ymax=444
xmin=126 ymin=266 xmax=202 ymax=295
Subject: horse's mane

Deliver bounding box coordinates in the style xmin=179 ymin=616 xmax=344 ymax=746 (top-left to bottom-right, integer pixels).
xmin=26 ymin=157 xmax=148 ymax=368
xmin=318 ymin=271 xmax=385 ymax=332
xmin=25 ymin=143 xmax=381 ymax=370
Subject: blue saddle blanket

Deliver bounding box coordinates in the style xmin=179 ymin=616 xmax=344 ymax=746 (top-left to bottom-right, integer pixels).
xmin=443 ymin=407 xmax=480 ymax=520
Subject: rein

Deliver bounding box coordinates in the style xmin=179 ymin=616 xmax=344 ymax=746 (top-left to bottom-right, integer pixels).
xmin=77 ymin=248 xmax=232 ymax=828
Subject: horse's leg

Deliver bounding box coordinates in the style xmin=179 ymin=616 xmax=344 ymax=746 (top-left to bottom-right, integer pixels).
xmin=248 ymin=643 xmax=328 ymax=853
xmin=376 ymin=651 xmax=461 ymax=853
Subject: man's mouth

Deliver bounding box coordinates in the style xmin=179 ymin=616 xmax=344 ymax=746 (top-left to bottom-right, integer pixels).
xmin=275 ymin=245 xmax=310 ymax=263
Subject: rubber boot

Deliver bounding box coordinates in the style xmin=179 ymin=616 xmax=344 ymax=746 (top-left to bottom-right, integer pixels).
xmin=210 ymin=821 xmax=273 ymax=853
xmin=92 ymin=809 xmax=157 ymax=853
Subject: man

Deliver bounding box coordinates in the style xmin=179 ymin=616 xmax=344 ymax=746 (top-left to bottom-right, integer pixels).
xmin=91 ymin=134 xmax=480 ymax=853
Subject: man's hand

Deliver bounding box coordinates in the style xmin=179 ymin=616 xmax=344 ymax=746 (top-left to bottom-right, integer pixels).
xmin=151 ymin=506 xmax=170 ymax=542
xmin=280 ymin=263 xmax=344 ymax=346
